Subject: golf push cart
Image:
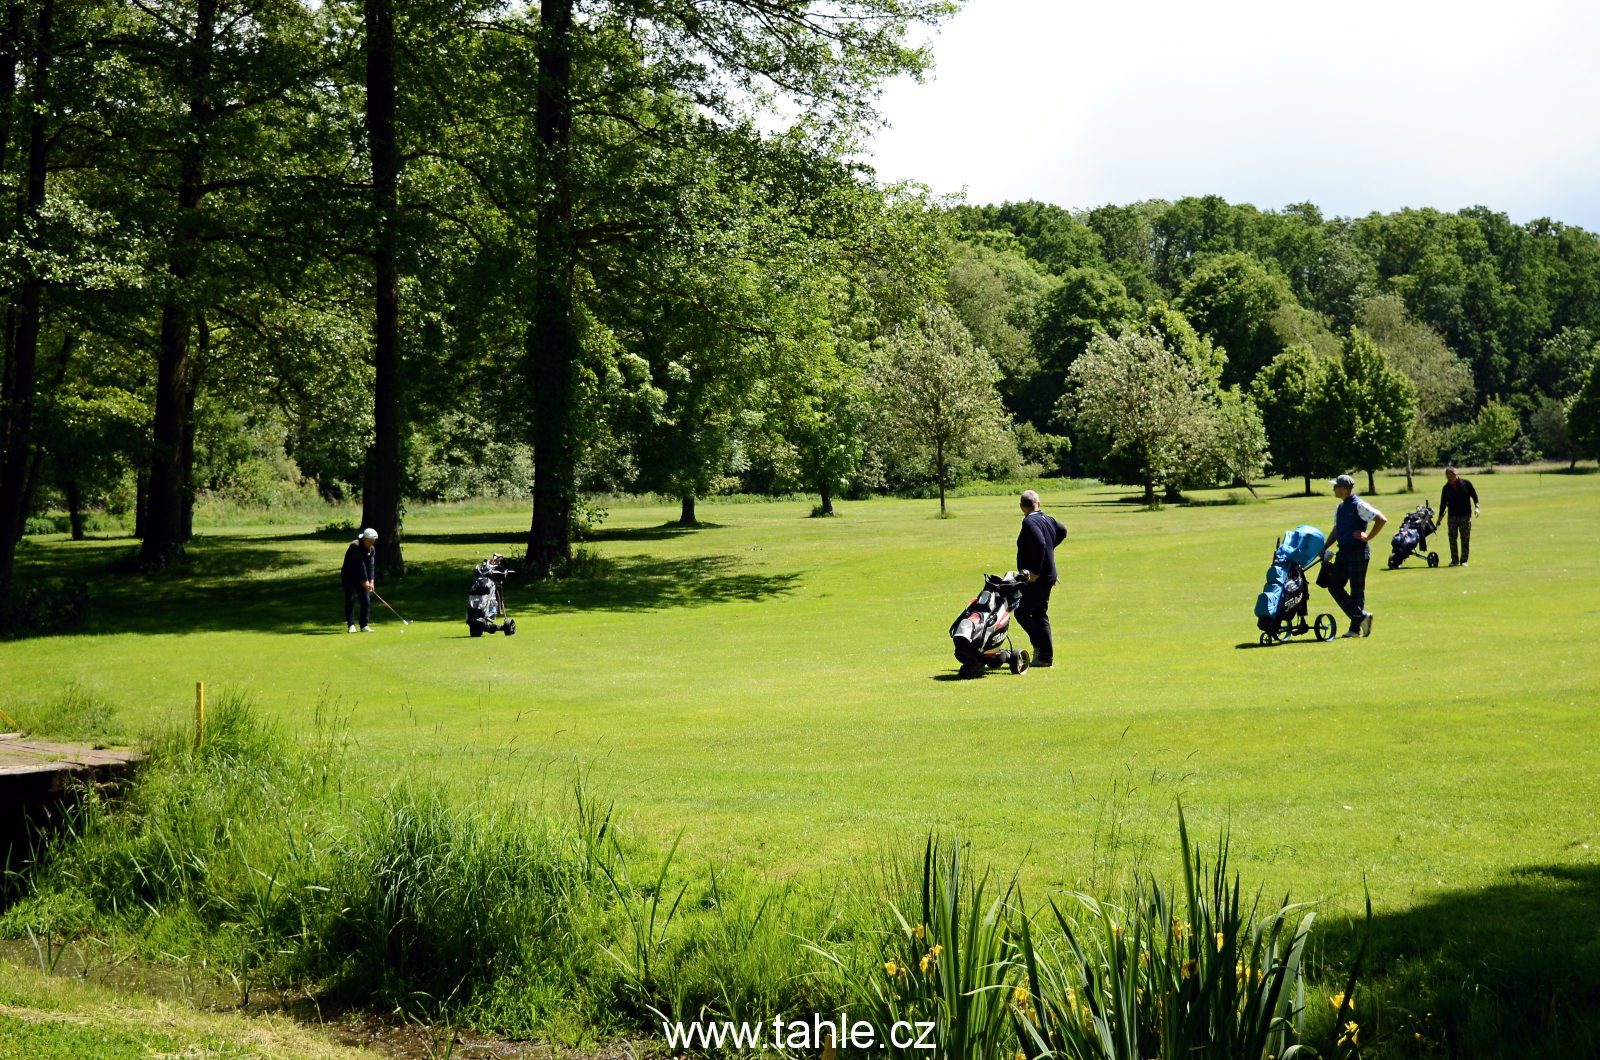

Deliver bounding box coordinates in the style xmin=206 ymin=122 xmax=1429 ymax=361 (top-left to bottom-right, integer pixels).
xmin=1253 ymin=525 xmax=1338 ymax=645
xmin=466 ymin=554 xmax=516 ymax=637
xmin=949 ymin=570 xmax=1032 ymax=677
xmin=1387 ymin=501 xmax=1440 ymax=569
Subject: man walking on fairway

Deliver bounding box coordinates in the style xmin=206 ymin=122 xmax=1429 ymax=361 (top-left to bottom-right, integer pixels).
xmin=1327 ymin=474 xmax=1385 ymax=638
xmin=1438 ymin=466 xmax=1481 ymax=566
xmin=342 ymin=528 xmax=379 ymax=632
xmin=1016 ymin=490 xmax=1067 ymax=667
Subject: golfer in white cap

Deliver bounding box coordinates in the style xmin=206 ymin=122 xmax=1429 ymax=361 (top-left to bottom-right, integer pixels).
xmin=341 ymin=528 xmax=379 ymax=632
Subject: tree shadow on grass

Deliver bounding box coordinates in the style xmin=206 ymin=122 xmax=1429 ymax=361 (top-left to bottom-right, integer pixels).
xmin=580 ymin=521 xmax=724 ymax=542
xmin=5 ymin=537 xmax=800 ymax=638
xmin=1316 ymin=864 xmax=1600 ymax=1058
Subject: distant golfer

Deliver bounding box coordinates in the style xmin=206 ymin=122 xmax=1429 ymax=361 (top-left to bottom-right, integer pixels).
xmin=342 ymin=528 xmax=378 ymax=633
xmin=1016 ymin=490 xmax=1067 ymax=667
xmin=1438 ymin=466 xmax=1481 ymax=566
xmin=1328 ymin=474 xmax=1385 ymax=638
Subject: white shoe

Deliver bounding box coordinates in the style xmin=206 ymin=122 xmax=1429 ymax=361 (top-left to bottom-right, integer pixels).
xmin=347 ymin=624 xmax=358 ymax=633
xmin=360 ymin=626 xmax=372 ymax=633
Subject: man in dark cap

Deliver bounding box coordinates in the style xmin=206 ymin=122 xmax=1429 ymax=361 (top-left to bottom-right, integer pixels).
xmin=1327 ymin=474 xmax=1385 ymax=638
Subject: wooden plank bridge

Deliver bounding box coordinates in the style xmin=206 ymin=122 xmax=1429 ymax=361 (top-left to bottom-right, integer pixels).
xmin=1 ymin=734 xmax=144 ymax=869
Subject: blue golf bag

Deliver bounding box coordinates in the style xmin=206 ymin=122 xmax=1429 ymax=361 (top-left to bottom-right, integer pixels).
xmin=1253 ymin=525 xmax=1337 ymax=643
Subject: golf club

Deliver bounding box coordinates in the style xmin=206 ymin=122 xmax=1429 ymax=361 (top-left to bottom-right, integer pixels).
xmin=370 ymin=589 xmax=413 ymax=627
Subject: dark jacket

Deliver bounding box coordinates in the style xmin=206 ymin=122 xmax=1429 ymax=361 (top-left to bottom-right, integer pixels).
xmin=1439 ymin=477 xmax=1479 ymax=518
xmin=1016 ymin=510 xmax=1067 ymax=583
xmin=342 ymin=540 xmax=375 ymax=587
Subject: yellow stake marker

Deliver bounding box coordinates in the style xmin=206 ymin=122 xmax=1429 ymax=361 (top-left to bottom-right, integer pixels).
xmin=195 ymin=681 xmax=206 ymax=749
xmin=0 ymin=705 xmax=18 ymax=732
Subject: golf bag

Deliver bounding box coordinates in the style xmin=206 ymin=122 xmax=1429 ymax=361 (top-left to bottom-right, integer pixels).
xmin=1387 ymin=502 xmax=1440 ymax=569
xmin=949 ymin=571 xmax=1031 ymax=677
xmin=1253 ymin=525 xmax=1337 ymax=644
xmin=466 ymin=554 xmax=516 ymax=637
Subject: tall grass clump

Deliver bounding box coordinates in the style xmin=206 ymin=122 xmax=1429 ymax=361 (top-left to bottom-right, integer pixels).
xmin=1012 ymin=807 xmax=1364 ymax=1060
xmin=0 ymin=691 xmax=349 ymax=999
xmin=4 ymin=683 xmax=119 ymax=742
xmin=322 ymin=783 xmax=595 ymax=1021
xmin=1 ymin=700 xmax=1367 ymax=1055
xmin=811 ymin=838 xmax=1018 ymax=1060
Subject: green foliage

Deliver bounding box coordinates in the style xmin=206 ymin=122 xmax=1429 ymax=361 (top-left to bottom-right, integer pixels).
xmin=846 ymin=839 xmax=1018 ymax=1060
xmin=1066 ymin=327 xmax=1215 ymax=504
xmin=1012 ymin=808 xmax=1352 ymax=1060
xmin=1327 ymin=330 xmax=1416 ymax=490
xmin=1565 ymin=362 xmax=1600 ymax=462
xmin=1457 ymin=399 xmax=1521 ymax=470
xmin=1030 ymin=267 xmax=1141 ymax=423
xmin=1204 ymin=386 xmax=1272 ymax=490
xmin=1251 ymin=345 xmax=1340 ymax=492
xmin=869 ymin=306 xmax=1017 ymax=511
xmin=1178 ymin=253 xmax=1296 ymax=386
xmin=1360 ymin=295 xmax=1474 ymax=477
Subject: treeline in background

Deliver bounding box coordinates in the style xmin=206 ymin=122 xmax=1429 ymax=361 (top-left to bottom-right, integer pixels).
xmin=1 ymin=0 xmax=1598 ymax=594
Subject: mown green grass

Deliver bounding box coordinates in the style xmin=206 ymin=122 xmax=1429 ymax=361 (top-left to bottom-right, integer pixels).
xmin=6 ymin=470 xmax=1596 ymax=901
xmin=3 ymin=468 xmax=1599 ymax=1055
xmin=0 ymin=955 xmax=377 ymax=1058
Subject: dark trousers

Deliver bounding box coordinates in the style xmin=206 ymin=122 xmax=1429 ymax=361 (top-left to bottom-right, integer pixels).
xmin=1448 ymin=515 xmax=1472 ymax=564
xmin=343 ymin=583 xmax=370 ymax=627
xmin=1325 ymin=548 xmax=1370 ymax=623
xmin=1016 ymin=579 xmax=1055 ymax=663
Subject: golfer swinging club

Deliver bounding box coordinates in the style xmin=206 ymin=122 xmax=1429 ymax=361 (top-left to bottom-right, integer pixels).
xmin=1016 ymin=490 xmax=1067 ymax=667
xmin=1327 ymin=474 xmax=1384 ymax=638
xmin=343 ymin=528 xmax=379 ymax=633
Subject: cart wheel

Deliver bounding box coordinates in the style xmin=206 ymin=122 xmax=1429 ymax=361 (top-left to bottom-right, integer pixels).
xmin=1276 ymin=625 xmax=1294 ymax=643
xmin=1314 ymin=614 xmax=1337 ymax=641
xmin=1387 ymin=554 xmax=1400 ymax=570
xmin=1259 ymin=631 xmax=1273 ymax=646
xmin=1009 ymin=651 xmax=1024 ymax=674
xmin=1427 ymin=552 xmax=1439 ymax=568
xmin=469 ymin=624 xmax=484 ymax=638
xmin=504 ymin=619 xmax=516 ymax=636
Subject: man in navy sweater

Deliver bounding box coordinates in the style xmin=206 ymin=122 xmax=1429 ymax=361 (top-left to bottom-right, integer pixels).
xmin=1015 ymin=490 xmax=1068 ymax=667
xmin=1327 ymin=475 xmax=1385 ymax=638
xmin=342 ymin=528 xmax=378 ymax=632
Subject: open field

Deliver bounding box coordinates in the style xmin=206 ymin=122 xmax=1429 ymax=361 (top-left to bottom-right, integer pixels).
xmin=5 ymin=469 xmax=1597 ymax=914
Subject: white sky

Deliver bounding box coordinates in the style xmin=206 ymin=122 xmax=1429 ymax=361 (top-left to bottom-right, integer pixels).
xmin=865 ymin=0 xmax=1600 ymax=228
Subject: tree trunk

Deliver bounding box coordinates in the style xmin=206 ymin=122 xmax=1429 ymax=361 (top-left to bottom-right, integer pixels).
xmin=0 ymin=0 xmax=51 ymax=596
xmin=935 ymin=439 xmax=946 ymax=514
xmin=1143 ymin=475 xmax=1155 ymax=506
xmin=140 ymin=0 xmax=213 ymax=568
xmin=65 ymin=478 xmax=83 ymax=540
xmin=678 ymin=492 xmax=695 ymax=526
xmin=1366 ymin=468 xmax=1376 ymax=495
xmin=17 ymin=334 xmax=71 ymax=535
xmin=1404 ymin=450 xmax=1414 ymax=493
xmin=134 ymin=468 xmax=148 ymax=538
xmin=143 ymin=302 xmax=195 ymax=565
xmin=360 ymin=0 xmax=404 ymax=578
xmin=179 ymin=377 xmax=197 ymax=541
xmin=817 ymin=481 xmax=833 ymax=516
xmin=1302 ymin=472 xmax=1312 ymax=495
xmin=525 ymin=0 xmax=577 ymax=574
